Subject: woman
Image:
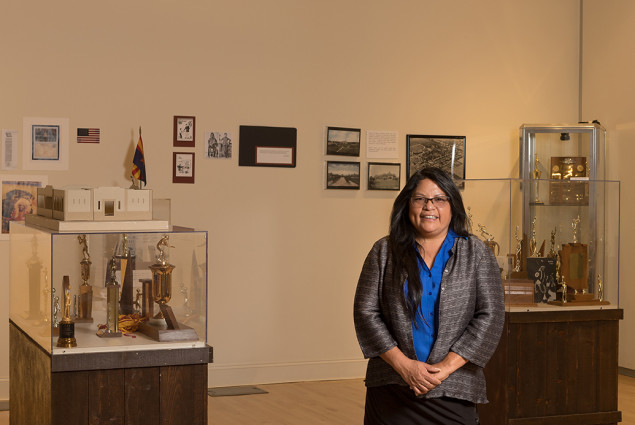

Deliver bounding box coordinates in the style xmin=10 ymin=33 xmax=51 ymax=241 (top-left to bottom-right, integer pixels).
xmin=354 ymin=167 xmax=505 ymax=424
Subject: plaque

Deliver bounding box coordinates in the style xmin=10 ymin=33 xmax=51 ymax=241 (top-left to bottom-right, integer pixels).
xmin=526 ymin=257 xmax=558 ymax=303
xmin=549 ymin=156 xmax=588 ymax=205
xmin=559 ymin=243 xmax=588 ymax=293
xmin=503 ymin=279 xmax=535 ymax=305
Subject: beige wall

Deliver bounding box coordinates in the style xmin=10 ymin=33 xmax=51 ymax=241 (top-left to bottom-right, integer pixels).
xmin=0 ymin=0 xmax=581 ymax=397
xmin=581 ymin=0 xmax=635 ymax=369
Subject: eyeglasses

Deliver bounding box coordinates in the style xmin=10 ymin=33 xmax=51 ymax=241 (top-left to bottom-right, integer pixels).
xmin=410 ymin=195 xmax=450 ymax=208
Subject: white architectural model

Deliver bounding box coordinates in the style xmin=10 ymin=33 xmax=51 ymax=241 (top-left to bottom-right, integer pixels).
xmin=36 ymin=185 xmax=153 ymax=221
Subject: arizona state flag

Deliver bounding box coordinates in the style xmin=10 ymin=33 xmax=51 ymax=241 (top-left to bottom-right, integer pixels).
xmin=132 ymin=130 xmax=147 ymax=185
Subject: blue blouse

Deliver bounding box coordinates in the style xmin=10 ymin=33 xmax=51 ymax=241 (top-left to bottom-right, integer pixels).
xmin=406 ymin=229 xmax=460 ymax=362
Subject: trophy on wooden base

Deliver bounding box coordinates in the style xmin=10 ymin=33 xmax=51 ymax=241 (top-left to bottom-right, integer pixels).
xmin=503 ymin=226 xmax=535 ymax=306
xmin=75 ymin=235 xmax=94 ymax=323
xmin=56 ymin=276 xmax=77 ymax=348
xmin=549 ymin=216 xmax=609 ymax=306
xmin=139 ymin=235 xmax=198 ymax=342
xmin=97 ymin=256 xmax=122 ymax=338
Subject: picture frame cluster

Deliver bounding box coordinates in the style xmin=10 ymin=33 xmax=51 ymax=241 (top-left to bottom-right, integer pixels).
xmin=325 ymin=127 xmax=401 ymax=191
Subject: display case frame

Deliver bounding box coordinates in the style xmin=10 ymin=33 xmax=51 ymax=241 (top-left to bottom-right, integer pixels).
xmin=518 ymin=123 xmax=615 ymax=308
xmin=9 ymin=222 xmax=208 ymax=356
xmin=461 ymin=177 xmax=619 ymax=311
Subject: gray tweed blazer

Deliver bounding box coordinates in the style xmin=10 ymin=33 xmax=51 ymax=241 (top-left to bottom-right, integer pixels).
xmin=353 ymin=235 xmax=505 ymax=404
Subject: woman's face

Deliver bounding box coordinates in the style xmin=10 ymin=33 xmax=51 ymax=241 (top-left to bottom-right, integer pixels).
xmin=408 ymin=178 xmax=452 ymax=240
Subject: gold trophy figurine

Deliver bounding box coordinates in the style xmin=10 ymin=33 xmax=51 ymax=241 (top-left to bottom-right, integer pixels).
xmin=548 ymin=227 xmax=558 ymax=258
xmin=513 ymin=226 xmax=522 ymax=273
xmin=528 ymin=217 xmax=538 ymax=257
xmin=561 ymin=277 xmax=568 ymax=304
xmin=56 ymin=276 xmax=77 ymax=348
xmin=76 ymin=235 xmax=94 ymax=323
xmin=572 ymin=215 xmax=581 ymax=244
xmin=597 ymin=274 xmax=604 ymax=302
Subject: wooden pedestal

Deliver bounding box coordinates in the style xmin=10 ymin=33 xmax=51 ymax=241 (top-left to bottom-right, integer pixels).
xmin=9 ymin=320 xmax=212 ymax=425
xmin=478 ymin=309 xmax=623 ymax=425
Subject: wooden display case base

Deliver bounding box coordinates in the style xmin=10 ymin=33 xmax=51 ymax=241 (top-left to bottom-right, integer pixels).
xmin=9 ymin=320 xmax=211 ymax=425
xmin=478 ymin=309 xmax=623 ymax=425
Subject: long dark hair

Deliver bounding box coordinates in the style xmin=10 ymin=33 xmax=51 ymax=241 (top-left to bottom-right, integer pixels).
xmin=389 ymin=167 xmax=470 ymax=323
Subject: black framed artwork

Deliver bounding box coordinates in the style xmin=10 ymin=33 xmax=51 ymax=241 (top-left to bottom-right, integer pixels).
xmin=368 ymin=162 xmax=400 ymax=191
xmin=406 ymin=135 xmax=465 ymax=181
xmin=326 ymin=161 xmax=360 ymax=189
xmin=326 ymin=126 xmax=361 ymax=156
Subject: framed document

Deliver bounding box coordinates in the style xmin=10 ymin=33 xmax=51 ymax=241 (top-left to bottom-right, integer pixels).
xmin=173 ymin=152 xmax=195 ymax=184
xmin=173 ymin=116 xmax=196 ymax=147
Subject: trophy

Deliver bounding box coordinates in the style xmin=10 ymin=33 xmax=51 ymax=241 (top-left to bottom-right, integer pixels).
xmin=150 ymin=235 xmax=176 ymax=321
xmin=52 ymin=287 xmax=60 ymax=336
xmin=97 ymin=256 xmax=122 ymax=338
xmin=117 ymin=234 xmax=136 ymax=315
xmin=75 ymin=235 xmax=94 ymax=323
xmin=56 ymin=276 xmax=77 ymax=348
xmin=138 ymin=235 xmax=198 ymax=342
xmin=548 ymin=227 xmax=558 ymax=258
xmin=27 ymin=235 xmax=43 ymax=320
xmin=561 ymin=277 xmax=568 ymax=304
xmin=477 ymin=224 xmax=499 ymax=256
xmin=597 ymin=274 xmax=604 ymax=302
xmin=533 ymin=154 xmax=543 ymax=204
xmin=558 ymin=215 xmax=589 ymax=300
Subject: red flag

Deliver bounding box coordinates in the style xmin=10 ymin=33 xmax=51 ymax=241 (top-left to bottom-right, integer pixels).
xmin=132 ymin=130 xmax=146 ymax=185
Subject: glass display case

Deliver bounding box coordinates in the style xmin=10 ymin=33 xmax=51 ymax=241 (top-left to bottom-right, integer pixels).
xmin=461 ymin=177 xmax=619 ymax=311
xmin=9 ymin=222 xmax=208 ymax=354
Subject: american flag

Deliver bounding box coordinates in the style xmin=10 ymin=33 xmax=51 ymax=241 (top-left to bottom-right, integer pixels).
xmin=77 ymin=128 xmax=100 ymax=143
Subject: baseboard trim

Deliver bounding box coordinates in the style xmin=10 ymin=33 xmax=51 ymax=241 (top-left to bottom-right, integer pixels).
xmin=208 ymin=358 xmax=367 ymax=388
xmin=619 ymin=366 xmax=635 ymax=378
xmin=0 ymin=400 xmax=8 ymax=411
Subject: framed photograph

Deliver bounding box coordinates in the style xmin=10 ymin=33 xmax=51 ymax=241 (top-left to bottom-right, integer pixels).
xmin=1 ymin=174 xmax=48 ymax=238
xmin=406 ymin=135 xmax=465 ymax=181
xmin=173 ymin=152 xmax=195 ymax=184
xmin=23 ymin=117 xmax=69 ymax=170
xmin=173 ymin=116 xmax=196 ymax=147
xmin=368 ymin=162 xmax=401 ymax=191
xmin=326 ymin=127 xmax=361 ymax=157
xmin=204 ymin=131 xmax=233 ymax=159
xmin=326 ymin=161 xmax=360 ymax=190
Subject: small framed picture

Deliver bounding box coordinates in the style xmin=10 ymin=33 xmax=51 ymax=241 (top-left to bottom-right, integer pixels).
xmin=173 ymin=152 xmax=195 ymax=184
xmin=326 ymin=127 xmax=361 ymax=157
xmin=368 ymin=162 xmax=401 ymax=191
xmin=406 ymin=135 xmax=465 ymax=181
xmin=173 ymin=116 xmax=196 ymax=147
xmin=1 ymin=174 xmax=48 ymax=238
xmin=326 ymin=161 xmax=360 ymax=190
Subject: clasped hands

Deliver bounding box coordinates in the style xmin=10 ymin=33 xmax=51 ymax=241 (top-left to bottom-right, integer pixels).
xmin=399 ymin=358 xmax=449 ymax=397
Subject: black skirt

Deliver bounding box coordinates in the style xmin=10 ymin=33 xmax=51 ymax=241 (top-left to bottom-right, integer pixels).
xmin=364 ymin=384 xmax=478 ymax=425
